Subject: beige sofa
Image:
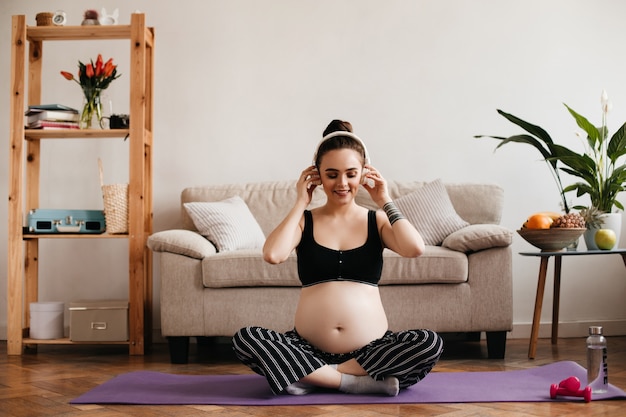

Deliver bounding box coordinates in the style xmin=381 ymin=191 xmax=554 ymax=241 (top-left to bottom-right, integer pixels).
xmin=147 ymin=180 xmax=513 ymax=363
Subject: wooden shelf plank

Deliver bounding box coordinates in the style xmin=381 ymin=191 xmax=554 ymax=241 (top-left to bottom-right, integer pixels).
xmin=23 ymin=337 xmax=129 ymax=345
xmin=26 ymin=22 xmax=153 ymax=45
xmin=25 ymin=129 xmax=130 ymax=140
xmin=23 ymin=233 xmax=128 ymax=240
xmin=27 ymin=25 xmax=132 ymax=41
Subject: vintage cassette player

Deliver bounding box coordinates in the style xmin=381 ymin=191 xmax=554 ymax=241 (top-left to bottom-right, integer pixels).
xmin=27 ymin=209 xmax=106 ymax=234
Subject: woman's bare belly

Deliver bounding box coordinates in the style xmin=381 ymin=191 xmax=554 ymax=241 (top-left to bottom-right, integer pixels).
xmin=294 ymin=281 xmax=388 ymax=354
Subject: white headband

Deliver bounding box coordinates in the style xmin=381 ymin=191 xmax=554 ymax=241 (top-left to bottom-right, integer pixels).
xmin=312 ymin=131 xmax=371 ymax=165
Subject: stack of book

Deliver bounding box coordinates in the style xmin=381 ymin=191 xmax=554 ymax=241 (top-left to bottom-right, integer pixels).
xmin=25 ymin=104 xmax=80 ymax=129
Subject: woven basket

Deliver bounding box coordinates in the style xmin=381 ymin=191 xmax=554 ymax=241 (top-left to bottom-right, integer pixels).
xmin=99 ymin=159 xmax=129 ymax=234
xmin=36 ymin=12 xmax=53 ymax=26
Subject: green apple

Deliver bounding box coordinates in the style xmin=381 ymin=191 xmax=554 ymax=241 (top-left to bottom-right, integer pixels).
xmin=595 ymin=229 xmax=617 ymax=250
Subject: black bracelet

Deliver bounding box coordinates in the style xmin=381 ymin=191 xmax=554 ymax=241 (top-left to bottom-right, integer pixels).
xmin=383 ymin=201 xmax=406 ymax=225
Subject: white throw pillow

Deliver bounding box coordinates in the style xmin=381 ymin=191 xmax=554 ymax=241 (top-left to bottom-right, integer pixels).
xmin=394 ymin=179 xmax=470 ymax=246
xmin=184 ymin=196 xmax=266 ymax=252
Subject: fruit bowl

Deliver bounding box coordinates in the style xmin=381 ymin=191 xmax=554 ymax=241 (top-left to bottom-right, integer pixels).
xmin=517 ymin=228 xmax=586 ymax=251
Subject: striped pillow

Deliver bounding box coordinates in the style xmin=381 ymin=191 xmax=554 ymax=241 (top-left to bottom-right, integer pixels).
xmin=184 ymin=196 xmax=266 ymax=252
xmin=394 ymin=179 xmax=469 ymax=246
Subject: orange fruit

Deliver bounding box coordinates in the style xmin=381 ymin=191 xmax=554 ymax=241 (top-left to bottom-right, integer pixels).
xmin=524 ymin=214 xmax=553 ymax=229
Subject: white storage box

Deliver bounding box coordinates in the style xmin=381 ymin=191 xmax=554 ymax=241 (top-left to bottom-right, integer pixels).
xmin=69 ymin=300 xmax=129 ymax=341
xmin=30 ymin=301 xmax=64 ymax=339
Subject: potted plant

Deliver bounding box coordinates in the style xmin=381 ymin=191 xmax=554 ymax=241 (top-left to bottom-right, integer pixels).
xmin=476 ymin=90 xmax=626 ymax=249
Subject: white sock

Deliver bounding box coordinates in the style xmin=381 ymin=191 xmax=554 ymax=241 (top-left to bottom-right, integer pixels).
xmin=285 ymin=381 xmax=316 ymax=395
xmin=339 ymin=374 xmax=400 ymax=396
xmin=284 ymin=364 xmax=337 ymax=395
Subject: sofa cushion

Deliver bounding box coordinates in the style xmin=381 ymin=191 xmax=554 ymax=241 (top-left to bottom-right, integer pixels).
xmin=380 ymin=246 xmax=468 ymax=285
xmin=202 ymin=245 xmax=468 ymax=288
xmin=202 ymin=250 xmax=301 ymax=288
xmin=442 ymin=224 xmax=513 ymax=253
xmin=394 ymin=179 xmax=470 ymax=246
xmin=147 ymin=229 xmax=217 ymax=259
xmin=184 ymin=196 xmax=266 ymax=252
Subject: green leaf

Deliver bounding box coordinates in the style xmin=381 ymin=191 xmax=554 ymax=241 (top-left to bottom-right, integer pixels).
xmin=496 ymin=109 xmax=554 ymax=144
xmin=607 ymin=121 xmax=626 ymax=163
xmin=564 ymin=104 xmax=600 ymax=145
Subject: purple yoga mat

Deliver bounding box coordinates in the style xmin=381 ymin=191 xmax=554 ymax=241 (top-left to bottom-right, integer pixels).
xmin=71 ymin=361 xmax=625 ymax=405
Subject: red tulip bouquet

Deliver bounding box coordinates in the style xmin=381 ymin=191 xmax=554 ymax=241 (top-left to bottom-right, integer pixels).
xmin=61 ymin=54 xmax=121 ymax=129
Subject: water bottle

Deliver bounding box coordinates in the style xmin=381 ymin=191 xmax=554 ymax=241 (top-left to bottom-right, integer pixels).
xmin=586 ymin=326 xmax=608 ymax=393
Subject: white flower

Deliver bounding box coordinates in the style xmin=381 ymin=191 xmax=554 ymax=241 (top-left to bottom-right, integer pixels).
xmin=601 ymin=89 xmax=612 ymax=114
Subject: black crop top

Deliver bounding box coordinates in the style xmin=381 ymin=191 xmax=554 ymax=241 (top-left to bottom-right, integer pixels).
xmin=296 ymin=210 xmax=384 ymax=287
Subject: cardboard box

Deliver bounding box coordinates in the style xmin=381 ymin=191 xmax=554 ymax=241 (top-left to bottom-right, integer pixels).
xmin=69 ymin=300 xmax=128 ymax=341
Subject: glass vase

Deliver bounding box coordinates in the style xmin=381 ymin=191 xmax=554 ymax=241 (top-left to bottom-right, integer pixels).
xmin=80 ymin=87 xmax=104 ymax=129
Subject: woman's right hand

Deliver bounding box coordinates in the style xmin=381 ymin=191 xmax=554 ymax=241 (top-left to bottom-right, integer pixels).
xmin=298 ymin=165 xmax=321 ymax=205
xmin=264 ymin=165 xmax=318 ymax=264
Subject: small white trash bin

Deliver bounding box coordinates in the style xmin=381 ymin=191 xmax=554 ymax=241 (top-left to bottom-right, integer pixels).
xmin=30 ymin=301 xmax=64 ymax=339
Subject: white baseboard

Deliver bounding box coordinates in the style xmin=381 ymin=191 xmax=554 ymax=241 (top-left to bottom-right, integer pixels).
xmin=509 ymin=319 xmax=626 ymax=339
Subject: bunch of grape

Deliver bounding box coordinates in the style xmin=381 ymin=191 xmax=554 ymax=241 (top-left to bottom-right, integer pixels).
xmin=551 ymin=212 xmax=585 ymax=228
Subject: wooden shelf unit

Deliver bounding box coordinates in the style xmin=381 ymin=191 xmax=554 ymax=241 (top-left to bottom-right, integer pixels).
xmin=7 ymin=14 xmax=154 ymax=355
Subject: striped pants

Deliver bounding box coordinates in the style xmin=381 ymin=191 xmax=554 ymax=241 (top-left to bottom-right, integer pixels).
xmin=232 ymin=326 xmax=443 ymax=395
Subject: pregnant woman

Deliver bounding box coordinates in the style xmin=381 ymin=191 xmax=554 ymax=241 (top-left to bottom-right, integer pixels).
xmin=232 ymin=120 xmax=443 ymax=396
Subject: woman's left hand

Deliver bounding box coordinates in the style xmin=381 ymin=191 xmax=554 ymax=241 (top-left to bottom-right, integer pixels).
xmin=361 ymin=165 xmax=391 ymax=207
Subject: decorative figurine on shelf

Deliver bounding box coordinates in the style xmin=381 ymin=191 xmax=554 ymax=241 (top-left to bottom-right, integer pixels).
xmin=60 ymin=54 xmax=121 ymax=129
xmin=81 ymin=9 xmax=100 ymax=25
xmin=99 ymin=8 xmax=119 ymax=25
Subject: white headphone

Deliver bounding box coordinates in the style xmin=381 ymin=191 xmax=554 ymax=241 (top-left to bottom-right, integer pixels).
xmin=312 ymin=131 xmax=371 ymax=166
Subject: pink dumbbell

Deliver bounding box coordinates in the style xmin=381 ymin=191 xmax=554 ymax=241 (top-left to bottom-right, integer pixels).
xmin=550 ymin=376 xmax=592 ymax=403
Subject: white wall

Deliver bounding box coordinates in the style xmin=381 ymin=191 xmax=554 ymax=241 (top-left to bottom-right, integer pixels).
xmin=1 ymin=0 xmax=625 ymax=341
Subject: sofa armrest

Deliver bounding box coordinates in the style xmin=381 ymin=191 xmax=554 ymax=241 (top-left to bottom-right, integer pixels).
xmin=442 ymin=224 xmax=512 ymax=253
xmin=467 ymin=246 xmax=513 ymax=331
xmin=147 ymin=229 xmax=217 ymax=259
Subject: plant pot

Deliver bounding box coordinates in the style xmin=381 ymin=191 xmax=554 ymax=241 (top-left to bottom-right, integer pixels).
xmin=584 ymin=212 xmax=622 ymax=250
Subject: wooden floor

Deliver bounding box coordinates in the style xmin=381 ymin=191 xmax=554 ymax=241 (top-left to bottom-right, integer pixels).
xmin=1 ymin=335 xmax=625 ymax=416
